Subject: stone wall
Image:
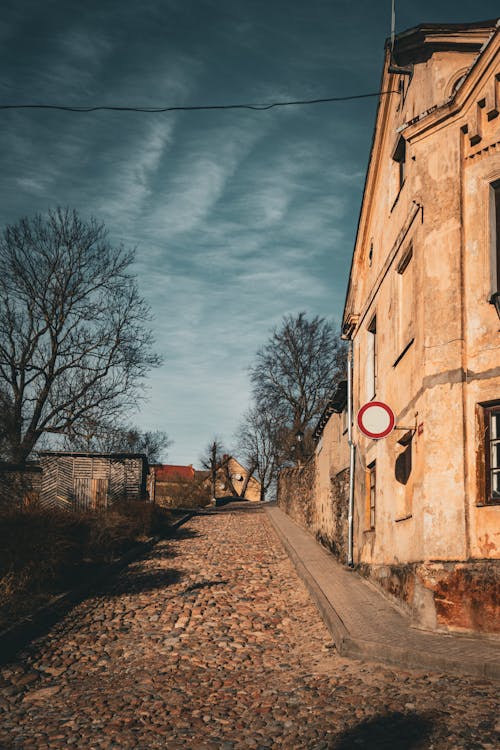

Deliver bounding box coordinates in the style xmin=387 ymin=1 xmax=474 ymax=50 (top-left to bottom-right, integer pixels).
xmin=277 ymin=459 xmax=315 ymax=531
xmin=277 ymin=459 xmax=349 ymax=564
xmin=315 ymin=468 xmax=349 ymax=563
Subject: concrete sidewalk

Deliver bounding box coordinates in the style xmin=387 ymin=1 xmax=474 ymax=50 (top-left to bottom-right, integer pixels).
xmin=266 ymin=504 xmax=500 ymax=681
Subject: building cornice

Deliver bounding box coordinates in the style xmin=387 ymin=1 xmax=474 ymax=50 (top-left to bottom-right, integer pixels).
xmin=399 ymin=24 xmax=499 ymax=143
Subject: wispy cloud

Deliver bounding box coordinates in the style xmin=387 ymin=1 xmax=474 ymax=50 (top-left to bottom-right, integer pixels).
xmin=1 ymin=0 xmax=423 ymax=464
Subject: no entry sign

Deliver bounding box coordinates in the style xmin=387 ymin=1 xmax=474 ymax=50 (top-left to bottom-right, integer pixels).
xmin=357 ymin=401 xmax=395 ymax=439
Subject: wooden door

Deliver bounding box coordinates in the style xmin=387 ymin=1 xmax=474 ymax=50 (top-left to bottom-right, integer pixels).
xmin=74 ymin=478 xmax=109 ymax=511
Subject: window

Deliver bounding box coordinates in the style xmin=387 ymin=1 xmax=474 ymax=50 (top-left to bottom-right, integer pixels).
xmin=490 ymin=180 xmax=500 ymax=299
xmin=396 ymin=246 xmax=414 ymax=359
xmin=366 ymin=461 xmax=376 ymax=530
xmin=485 ymin=403 xmax=500 ymax=504
xmin=366 ymin=315 xmax=377 ymax=400
xmin=393 ymin=136 xmax=406 ymax=192
xmin=342 ymin=406 xmax=348 ymax=435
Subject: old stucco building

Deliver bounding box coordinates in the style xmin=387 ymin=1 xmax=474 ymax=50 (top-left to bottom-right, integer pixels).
xmin=341 ymin=20 xmax=500 ymax=633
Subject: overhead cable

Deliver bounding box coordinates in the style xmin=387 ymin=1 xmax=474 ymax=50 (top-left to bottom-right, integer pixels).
xmin=0 ymin=90 xmax=398 ymax=114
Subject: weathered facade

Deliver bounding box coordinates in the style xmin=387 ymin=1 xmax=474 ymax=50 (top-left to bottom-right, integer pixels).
xmin=39 ymin=452 xmax=149 ymax=511
xmin=341 ymin=20 xmax=500 ymax=633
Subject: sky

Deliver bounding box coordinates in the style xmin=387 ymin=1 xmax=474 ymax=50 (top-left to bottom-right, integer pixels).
xmin=1 ymin=1 xmax=499 ymax=465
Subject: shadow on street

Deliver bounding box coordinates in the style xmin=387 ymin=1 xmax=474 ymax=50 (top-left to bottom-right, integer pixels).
xmin=101 ymin=566 xmax=183 ymax=597
xmin=0 ymin=526 xmax=190 ymax=666
xmin=330 ymin=711 xmax=437 ymax=749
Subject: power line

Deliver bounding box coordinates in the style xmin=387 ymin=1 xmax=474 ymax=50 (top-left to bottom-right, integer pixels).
xmin=0 ymin=90 xmax=398 ymax=114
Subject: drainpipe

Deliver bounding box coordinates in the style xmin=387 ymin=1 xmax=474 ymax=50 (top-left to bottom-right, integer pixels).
xmin=347 ymin=340 xmax=355 ymax=568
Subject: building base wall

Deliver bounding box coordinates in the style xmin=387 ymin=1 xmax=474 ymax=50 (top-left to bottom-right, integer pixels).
xmin=357 ymin=560 xmax=500 ymax=634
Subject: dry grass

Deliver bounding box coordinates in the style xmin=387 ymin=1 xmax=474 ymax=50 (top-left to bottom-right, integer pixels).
xmin=0 ymin=500 xmax=173 ymax=630
xmin=155 ymin=475 xmax=212 ymax=509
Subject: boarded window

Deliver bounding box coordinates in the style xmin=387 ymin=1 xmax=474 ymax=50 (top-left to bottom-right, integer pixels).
xmin=366 ymin=315 xmax=377 ymax=400
xmin=396 ymin=246 xmax=414 ymax=356
xmin=393 ymin=136 xmax=406 ymax=192
xmin=365 ymin=461 xmax=376 ymax=530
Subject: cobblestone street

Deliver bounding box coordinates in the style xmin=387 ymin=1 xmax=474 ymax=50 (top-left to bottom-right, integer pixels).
xmin=0 ymin=505 xmax=498 ymax=749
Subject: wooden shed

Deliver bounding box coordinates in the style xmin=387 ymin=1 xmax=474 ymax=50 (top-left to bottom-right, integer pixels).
xmin=38 ymin=451 xmax=149 ymax=511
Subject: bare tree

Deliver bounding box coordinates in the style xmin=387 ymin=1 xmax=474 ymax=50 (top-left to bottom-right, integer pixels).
xmin=249 ymin=312 xmax=346 ymax=460
xmin=0 ymin=208 xmax=161 ymax=462
xmin=236 ymin=406 xmax=280 ymax=501
xmin=0 ymin=388 xmax=16 ymax=461
xmin=200 ymin=438 xmax=240 ymax=499
xmin=64 ymin=419 xmax=171 ymax=463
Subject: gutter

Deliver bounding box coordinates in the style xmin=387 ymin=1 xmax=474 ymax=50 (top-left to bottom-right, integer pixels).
xmin=347 ymin=340 xmax=355 ymax=567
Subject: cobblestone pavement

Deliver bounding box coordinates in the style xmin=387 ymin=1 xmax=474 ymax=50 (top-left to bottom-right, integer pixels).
xmin=0 ymin=506 xmax=498 ymax=750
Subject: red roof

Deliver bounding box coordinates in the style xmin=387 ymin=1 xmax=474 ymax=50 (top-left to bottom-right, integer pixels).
xmin=155 ymin=464 xmax=195 ymax=481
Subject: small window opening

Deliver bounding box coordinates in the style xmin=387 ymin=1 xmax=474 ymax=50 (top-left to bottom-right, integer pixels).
xmin=367 ymin=315 xmax=377 ymax=400
xmin=366 ymin=461 xmax=376 ymax=530
xmin=393 ymin=136 xmax=406 ymax=191
xmin=493 ymin=180 xmax=500 ymax=294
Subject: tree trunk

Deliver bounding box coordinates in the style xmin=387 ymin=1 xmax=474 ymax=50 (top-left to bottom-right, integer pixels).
xmin=240 ymin=460 xmax=257 ymax=499
xmin=222 ymin=459 xmax=239 ymax=497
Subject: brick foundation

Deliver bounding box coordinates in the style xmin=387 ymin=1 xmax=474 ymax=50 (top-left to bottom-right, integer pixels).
xmin=358 ymin=559 xmax=500 ymax=634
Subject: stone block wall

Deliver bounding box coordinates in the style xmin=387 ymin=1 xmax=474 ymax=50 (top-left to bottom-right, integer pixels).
xmin=277 ymin=459 xmax=349 ymax=564
xmin=315 ymin=468 xmax=349 ymax=563
xmin=277 ymin=459 xmax=315 ymax=531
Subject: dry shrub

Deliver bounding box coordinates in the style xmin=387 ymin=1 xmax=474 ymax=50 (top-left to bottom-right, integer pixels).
xmin=0 ymin=500 xmax=174 ymax=629
xmin=155 ymin=476 xmax=211 ymax=509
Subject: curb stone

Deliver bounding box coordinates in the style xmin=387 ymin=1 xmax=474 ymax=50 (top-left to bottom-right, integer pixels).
xmin=266 ymin=506 xmax=500 ymax=681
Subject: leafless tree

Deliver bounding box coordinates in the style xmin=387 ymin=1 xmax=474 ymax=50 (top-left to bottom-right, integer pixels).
xmin=64 ymin=420 xmax=171 ymax=463
xmin=201 ymin=439 xmax=222 ymax=501
xmin=200 ymin=438 xmax=240 ymax=499
xmin=236 ymin=407 xmax=280 ymax=501
xmin=0 ymin=388 xmax=16 ymax=461
xmin=0 ymin=208 xmax=162 ymax=463
xmin=249 ymin=312 xmax=346 ymax=460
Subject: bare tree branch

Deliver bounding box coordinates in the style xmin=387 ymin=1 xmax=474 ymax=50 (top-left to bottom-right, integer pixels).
xmin=0 ymin=208 xmax=162 ymax=461
xmin=249 ymin=312 xmax=346 ymax=463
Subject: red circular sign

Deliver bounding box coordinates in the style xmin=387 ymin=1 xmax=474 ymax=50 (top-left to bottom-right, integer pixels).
xmin=357 ymin=401 xmax=395 ymax=439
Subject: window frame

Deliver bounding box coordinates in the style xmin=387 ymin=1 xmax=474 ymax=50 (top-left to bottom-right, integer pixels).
xmin=484 ymin=402 xmax=500 ymax=505
xmin=489 ymin=180 xmax=500 ymax=299
xmin=395 ymin=245 xmax=414 ymax=361
xmin=366 ymin=315 xmax=377 ymax=401
xmin=393 ymin=136 xmax=407 ymax=192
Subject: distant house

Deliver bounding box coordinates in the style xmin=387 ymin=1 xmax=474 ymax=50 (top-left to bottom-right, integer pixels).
xmin=154 ymin=464 xmax=195 ymax=482
xmin=38 ymin=451 xmax=149 ymax=511
xmin=215 ymin=457 xmax=262 ymax=502
xmin=149 ymin=464 xmax=196 ymax=505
